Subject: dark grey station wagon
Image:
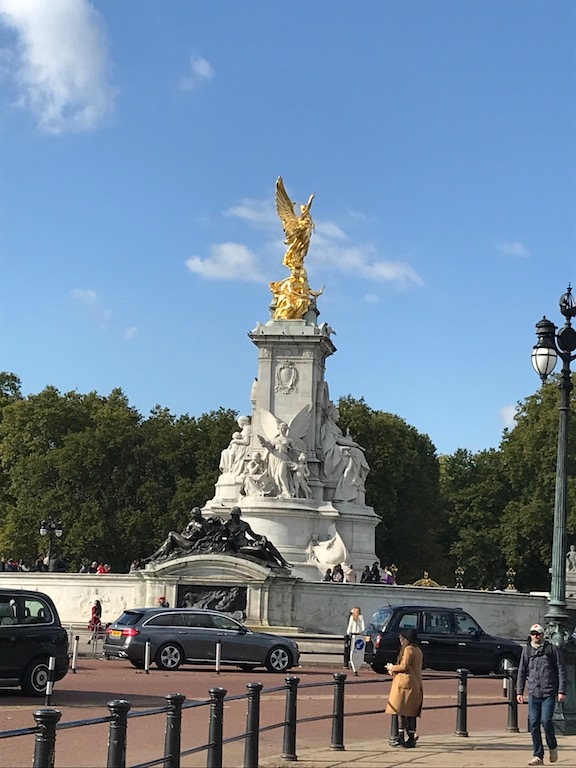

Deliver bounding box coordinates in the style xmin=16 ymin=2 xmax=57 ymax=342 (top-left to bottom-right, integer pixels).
xmin=103 ymin=607 xmax=300 ymax=673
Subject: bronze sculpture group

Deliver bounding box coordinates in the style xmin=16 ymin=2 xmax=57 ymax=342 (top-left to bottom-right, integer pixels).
xmin=143 ymin=507 xmax=292 ymax=570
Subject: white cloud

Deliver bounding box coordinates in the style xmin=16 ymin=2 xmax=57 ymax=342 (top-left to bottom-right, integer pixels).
xmin=498 ymin=241 xmax=530 ymax=257
xmin=226 ymin=199 xmax=276 ymax=226
xmin=190 ymin=194 xmax=423 ymax=289
xmin=179 ymin=55 xmax=214 ymax=91
xmin=315 ymin=221 xmax=346 ymax=240
xmin=501 ymin=404 xmax=519 ymax=430
xmin=71 ymin=288 xmax=111 ymax=325
xmin=185 ymin=242 xmax=267 ymax=282
xmin=0 ymin=0 xmax=114 ymax=133
xmin=124 ymin=326 xmax=137 ymax=341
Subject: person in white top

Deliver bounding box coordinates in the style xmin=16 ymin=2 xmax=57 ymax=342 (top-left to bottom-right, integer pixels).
xmin=345 ymin=606 xmax=366 ymax=674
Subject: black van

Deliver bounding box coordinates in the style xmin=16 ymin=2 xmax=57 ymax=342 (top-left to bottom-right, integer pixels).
xmin=0 ymin=588 xmax=69 ymax=696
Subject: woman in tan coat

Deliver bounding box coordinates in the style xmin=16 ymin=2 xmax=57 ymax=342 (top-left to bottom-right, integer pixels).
xmin=385 ymin=628 xmax=423 ymax=748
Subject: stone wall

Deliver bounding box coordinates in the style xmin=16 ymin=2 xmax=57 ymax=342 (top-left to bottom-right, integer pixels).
xmin=2 ymin=567 xmax=575 ymax=641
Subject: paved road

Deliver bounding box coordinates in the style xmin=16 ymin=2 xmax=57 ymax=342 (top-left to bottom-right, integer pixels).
xmin=0 ymin=656 xmax=547 ymax=767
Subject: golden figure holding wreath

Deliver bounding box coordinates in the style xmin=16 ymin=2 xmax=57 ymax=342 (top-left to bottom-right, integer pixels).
xmin=270 ymin=177 xmax=323 ymax=320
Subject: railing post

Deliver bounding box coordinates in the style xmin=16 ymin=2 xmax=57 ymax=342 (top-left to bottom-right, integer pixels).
xmin=389 ymin=714 xmax=400 ymax=746
xmin=163 ymin=693 xmax=186 ymax=768
xmin=455 ymin=668 xmax=469 ymax=737
xmin=506 ymin=666 xmax=520 ymax=733
xmin=281 ymin=675 xmax=300 ymax=762
xmin=106 ymin=699 xmax=131 ymax=768
xmin=44 ymin=656 xmax=56 ymax=706
xmin=72 ymin=635 xmax=80 ymax=673
xmin=207 ymin=687 xmax=227 ymax=768
xmin=243 ymin=682 xmax=263 ymax=768
xmin=33 ymin=708 xmax=61 ymax=768
xmin=330 ymin=672 xmax=346 ymax=751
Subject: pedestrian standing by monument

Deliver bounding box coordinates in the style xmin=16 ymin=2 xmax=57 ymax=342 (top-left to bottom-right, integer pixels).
xmin=385 ymin=629 xmax=423 ymax=748
xmin=516 ymin=623 xmax=566 ymax=765
xmin=345 ymin=606 xmax=366 ymax=674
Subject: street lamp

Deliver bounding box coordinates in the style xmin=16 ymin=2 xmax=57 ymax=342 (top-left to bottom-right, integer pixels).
xmin=39 ymin=518 xmax=63 ymax=567
xmin=532 ymin=285 xmax=576 ymax=734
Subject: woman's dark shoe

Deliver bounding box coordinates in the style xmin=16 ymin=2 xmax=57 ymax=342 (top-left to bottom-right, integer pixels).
xmin=403 ymin=735 xmax=417 ymax=749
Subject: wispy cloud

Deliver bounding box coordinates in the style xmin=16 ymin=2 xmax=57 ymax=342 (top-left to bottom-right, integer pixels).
xmin=190 ymin=195 xmax=423 ymax=290
xmin=185 ymin=243 xmax=267 ymax=282
xmin=179 ymin=55 xmax=214 ymax=91
xmin=226 ymin=199 xmax=276 ymax=226
xmin=0 ymin=0 xmax=115 ymax=134
xmin=501 ymin=404 xmax=518 ymax=430
xmin=497 ymin=241 xmax=530 ymax=258
xmin=71 ymin=288 xmax=112 ymax=326
xmin=124 ymin=326 xmax=137 ymax=341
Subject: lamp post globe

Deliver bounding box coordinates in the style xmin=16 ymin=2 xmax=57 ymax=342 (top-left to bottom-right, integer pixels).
xmin=532 ymin=285 xmax=576 ymax=735
xmin=39 ymin=518 xmax=64 ymax=568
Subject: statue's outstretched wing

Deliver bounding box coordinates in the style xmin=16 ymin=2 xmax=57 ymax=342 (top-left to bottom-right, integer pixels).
xmin=288 ymin=405 xmax=311 ymax=441
xmin=275 ymin=177 xmax=298 ymax=238
xmin=257 ymin=407 xmax=281 ymax=442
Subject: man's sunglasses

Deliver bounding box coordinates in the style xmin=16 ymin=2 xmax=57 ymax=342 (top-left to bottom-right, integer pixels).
xmin=530 ymin=631 xmax=544 ymax=636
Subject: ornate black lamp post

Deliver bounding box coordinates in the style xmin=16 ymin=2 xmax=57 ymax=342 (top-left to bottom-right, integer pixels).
xmin=531 ymin=285 xmax=576 ymax=734
xmin=39 ymin=519 xmax=63 ymax=566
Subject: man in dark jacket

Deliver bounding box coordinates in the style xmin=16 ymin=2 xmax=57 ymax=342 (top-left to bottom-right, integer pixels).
xmin=516 ymin=623 xmax=566 ymax=766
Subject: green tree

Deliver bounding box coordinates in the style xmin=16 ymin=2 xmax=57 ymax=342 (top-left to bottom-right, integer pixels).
xmin=439 ymin=448 xmax=510 ymax=589
xmin=337 ymin=396 xmax=447 ymax=583
xmin=498 ymin=375 xmax=576 ymax=591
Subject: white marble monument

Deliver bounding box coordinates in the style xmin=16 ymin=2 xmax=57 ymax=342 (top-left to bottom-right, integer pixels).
xmin=204 ymin=179 xmax=379 ymax=579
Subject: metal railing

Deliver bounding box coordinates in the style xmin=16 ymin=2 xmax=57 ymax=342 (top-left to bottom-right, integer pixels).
xmin=0 ymin=667 xmax=519 ymax=768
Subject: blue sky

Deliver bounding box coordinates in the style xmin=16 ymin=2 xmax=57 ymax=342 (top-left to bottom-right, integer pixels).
xmin=0 ymin=0 xmax=574 ymax=456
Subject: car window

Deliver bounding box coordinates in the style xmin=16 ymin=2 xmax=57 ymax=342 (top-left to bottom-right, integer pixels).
xmin=116 ymin=611 xmax=145 ymax=626
xmin=146 ymin=612 xmax=184 ymax=627
xmin=455 ymin=612 xmax=481 ymax=634
xmin=0 ymin=599 xmax=16 ymax=625
xmin=21 ymin=597 xmax=53 ymax=624
xmin=397 ymin=612 xmax=419 ymax=631
xmin=183 ymin=613 xmax=214 ymax=628
xmin=211 ymin=614 xmax=244 ymax=631
xmin=369 ymin=608 xmax=393 ymax=630
xmin=423 ymin=610 xmax=453 ymax=634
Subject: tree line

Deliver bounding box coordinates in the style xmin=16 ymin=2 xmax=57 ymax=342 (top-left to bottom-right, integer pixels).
xmin=0 ymin=371 xmax=573 ymax=590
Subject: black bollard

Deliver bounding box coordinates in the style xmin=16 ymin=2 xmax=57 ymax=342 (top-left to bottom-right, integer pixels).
xmin=33 ymin=708 xmax=61 ymax=768
xmin=455 ymin=668 xmax=469 ymax=737
xmin=330 ymin=673 xmax=346 ymax=751
xmin=243 ymin=682 xmax=263 ymax=768
xmin=281 ymin=675 xmax=300 ymax=762
xmin=389 ymin=714 xmax=400 ymax=746
xmin=207 ymin=687 xmax=227 ymax=768
xmin=506 ymin=666 xmax=520 ymax=733
xmin=106 ymin=699 xmax=131 ymax=768
xmin=163 ymin=693 xmax=186 ymax=768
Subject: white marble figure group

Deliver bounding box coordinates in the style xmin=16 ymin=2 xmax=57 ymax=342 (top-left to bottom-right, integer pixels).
xmin=218 ymin=401 xmax=369 ymax=504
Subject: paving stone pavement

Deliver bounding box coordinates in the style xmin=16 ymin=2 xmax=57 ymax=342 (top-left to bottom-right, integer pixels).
xmin=259 ymin=730 xmax=576 ymax=767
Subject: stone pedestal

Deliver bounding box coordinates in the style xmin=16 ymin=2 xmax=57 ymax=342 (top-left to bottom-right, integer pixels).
xmin=206 ymin=311 xmax=379 ymax=580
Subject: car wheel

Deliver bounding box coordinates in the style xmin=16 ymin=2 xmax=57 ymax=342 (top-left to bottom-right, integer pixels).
xmin=265 ymin=646 xmax=291 ymax=673
xmin=496 ymin=653 xmax=518 ymax=675
xmin=21 ymin=658 xmax=49 ymax=697
xmin=239 ymin=664 xmax=259 ymax=672
xmin=156 ymin=643 xmax=184 ymax=671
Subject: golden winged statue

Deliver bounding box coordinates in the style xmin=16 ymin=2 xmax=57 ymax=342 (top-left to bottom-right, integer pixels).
xmin=270 ymin=177 xmax=322 ymax=320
